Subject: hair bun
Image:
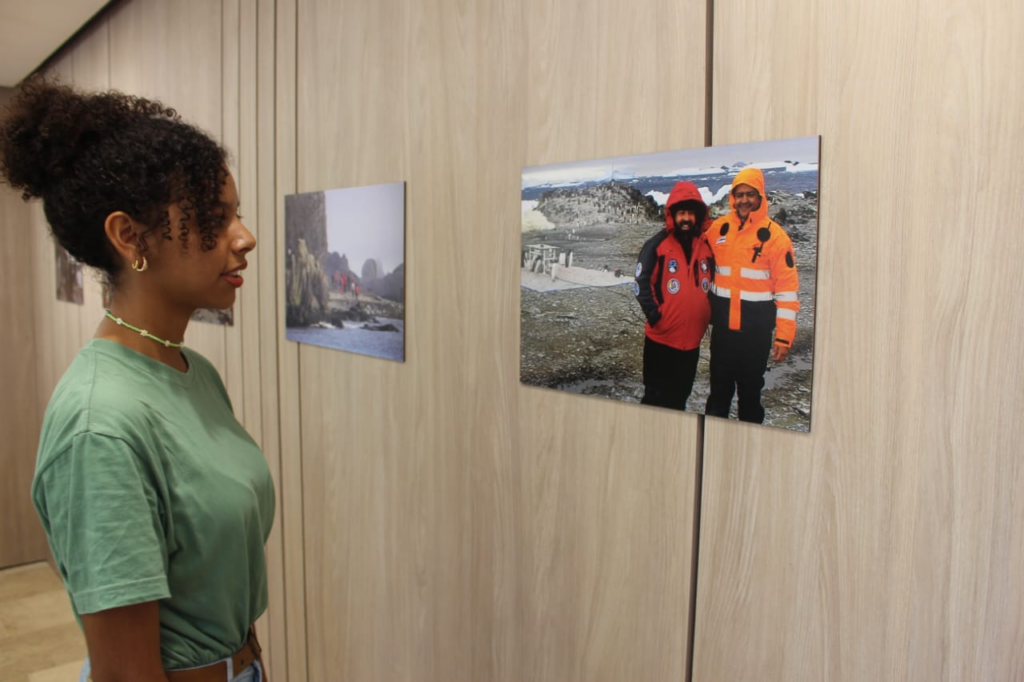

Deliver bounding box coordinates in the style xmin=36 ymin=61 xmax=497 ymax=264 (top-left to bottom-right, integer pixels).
xmin=0 ymin=77 xmax=176 ymax=199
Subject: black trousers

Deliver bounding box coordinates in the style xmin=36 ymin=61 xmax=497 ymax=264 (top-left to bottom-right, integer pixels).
xmin=704 ymin=324 xmax=773 ymax=423
xmin=641 ymin=337 xmax=700 ymax=411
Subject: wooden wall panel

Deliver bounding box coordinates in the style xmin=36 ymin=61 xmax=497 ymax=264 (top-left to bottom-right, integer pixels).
xmin=692 ymin=1 xmax=1024 ymax=681
xmin=296 ymin=3 xmax=430 ymax=677
xmin=0 ymin=186 xmax=47 ymax=569
xmin=271 ymin=0 xmax=308 ymax=680
xmin=296 ymin=0 xmax=705 ymax=680
xmin=518 ymin=1 xmax=706 ymax=680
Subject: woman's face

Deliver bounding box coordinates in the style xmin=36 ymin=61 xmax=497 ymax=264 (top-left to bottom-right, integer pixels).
xmin=142 ymin=171 xmax=255 ymax=314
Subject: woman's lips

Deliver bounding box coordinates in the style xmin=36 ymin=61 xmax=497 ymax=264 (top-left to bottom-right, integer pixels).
xmin=222 ymin=274 xmax=244 ymax=287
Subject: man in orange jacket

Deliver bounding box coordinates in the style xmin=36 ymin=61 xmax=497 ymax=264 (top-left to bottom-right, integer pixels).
xmin=704 ymin=168 xmax=799 ymax=423
xmin=634 ymin=181 xmax=713 ymax=410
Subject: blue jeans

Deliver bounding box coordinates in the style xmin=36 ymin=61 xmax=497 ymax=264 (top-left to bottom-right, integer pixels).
xmin=79 ymin=656 xmax=264 ymax=681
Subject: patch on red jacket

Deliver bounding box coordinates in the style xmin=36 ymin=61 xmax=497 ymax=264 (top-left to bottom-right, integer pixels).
xmin=667 ymin=279 xmax=680 ymax=295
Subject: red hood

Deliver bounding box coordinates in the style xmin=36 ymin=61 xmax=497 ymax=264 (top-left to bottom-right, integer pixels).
xmin=664 ymin=181 xmax=709 ymax=233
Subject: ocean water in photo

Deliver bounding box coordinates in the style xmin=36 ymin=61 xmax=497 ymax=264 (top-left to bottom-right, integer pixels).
xmin=287 ymin=318 xmax=405 ymax=362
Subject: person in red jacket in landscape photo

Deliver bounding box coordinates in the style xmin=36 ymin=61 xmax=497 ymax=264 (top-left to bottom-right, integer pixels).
xmin=633 ymin=181 xmax=713 ymax=411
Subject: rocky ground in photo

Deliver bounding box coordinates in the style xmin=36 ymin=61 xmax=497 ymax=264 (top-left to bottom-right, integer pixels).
xmin=325 ymin=290 xmax=404 ymax=329
xmin=521 ymin=183 xmax=818 ymax=432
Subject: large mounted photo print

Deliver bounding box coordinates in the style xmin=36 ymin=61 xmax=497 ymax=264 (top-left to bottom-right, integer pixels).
xmin=521 ymin=137 xmax=820 ymax=432
xmin=285 ymin=182 xmax=406 ymax=362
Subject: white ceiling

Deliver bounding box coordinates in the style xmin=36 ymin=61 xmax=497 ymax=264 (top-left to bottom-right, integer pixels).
xmin=0 ymin=1 xmax=111 ymax=87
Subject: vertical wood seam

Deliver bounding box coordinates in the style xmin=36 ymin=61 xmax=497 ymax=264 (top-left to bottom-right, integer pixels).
xmin=288 ymin=0 xmax=313 ymax=676
xmin=687 ymin=2 xmax=714 ymax=680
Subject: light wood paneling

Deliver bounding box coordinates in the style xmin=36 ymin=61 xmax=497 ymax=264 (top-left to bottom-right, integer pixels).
xmin=0 ymin=186 xmax=47 ymax=569
xmin=693 ymin=1 xmax=1024 ymax=681
xmin=296 ymin=0 xmax=488 ymax=678
xmin=271 ymin=1 xmax=308 ymax=680
xmin=519 ymin=2 xmax=705 ymax=680
xmin=297 ymin=1 xmax=704 ymax=680
xmin=254 ymin=0 xmax=294 ymax=676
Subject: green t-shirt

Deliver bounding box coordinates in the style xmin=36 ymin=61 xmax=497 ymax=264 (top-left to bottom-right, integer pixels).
xmin=32 ymin=339 xmax=276 ymax=670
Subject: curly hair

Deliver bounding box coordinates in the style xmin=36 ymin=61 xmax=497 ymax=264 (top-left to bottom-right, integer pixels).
xmin=0 ymin=77 xmax=229 ymax=281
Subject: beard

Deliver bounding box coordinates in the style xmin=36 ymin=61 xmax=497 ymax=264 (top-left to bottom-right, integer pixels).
xmin=674 ymin=220 xmax=696 ymax=235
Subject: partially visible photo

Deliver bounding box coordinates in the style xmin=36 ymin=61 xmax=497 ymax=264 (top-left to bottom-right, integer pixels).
xmin=520 ymin=137 xmax=820 ymax=432
xmin=55 ymin=243 xmax=83 ymax=305
xmin=285 ymin=182 xmax=406 ymax=362
xmin=192 ymin=307 xmax=233 ymax=326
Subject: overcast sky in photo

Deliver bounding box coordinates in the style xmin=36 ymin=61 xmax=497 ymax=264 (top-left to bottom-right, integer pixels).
xmin=325 ymin=182 xmax=406 ymax=274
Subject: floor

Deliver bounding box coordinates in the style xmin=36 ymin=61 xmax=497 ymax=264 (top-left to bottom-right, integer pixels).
xmin=0 ymin=562 xmax=87 ymax=682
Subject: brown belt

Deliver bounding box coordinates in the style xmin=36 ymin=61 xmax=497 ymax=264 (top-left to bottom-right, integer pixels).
xmin=165 ymin=626 xmax=263 ymax=682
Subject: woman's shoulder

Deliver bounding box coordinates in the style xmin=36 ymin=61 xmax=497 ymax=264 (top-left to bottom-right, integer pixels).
xmin=36 ymin=347 xmax=130 ymax=475
xmin=42 ymin=343 xmax=143 ymax=427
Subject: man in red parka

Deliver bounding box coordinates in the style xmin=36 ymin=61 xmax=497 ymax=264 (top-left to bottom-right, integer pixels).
xmin=633 ymin=181 xmax=713 ymax=410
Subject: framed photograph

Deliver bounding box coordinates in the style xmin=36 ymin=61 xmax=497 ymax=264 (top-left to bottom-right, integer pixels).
xmin=285 ymin=182 xmax=406 ymax=362
xmin=521 ymin=137 xmax=820 ymax=432
xmin=55 ymin=243 xmax=83 ymax=305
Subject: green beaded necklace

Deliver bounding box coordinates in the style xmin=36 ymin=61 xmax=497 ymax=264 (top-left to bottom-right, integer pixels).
xmin=104 ymin=309 xmax=184 ymax=349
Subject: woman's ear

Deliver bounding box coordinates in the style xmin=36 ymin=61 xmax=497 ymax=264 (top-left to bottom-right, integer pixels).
xmin=104 ymin=211 xmax=142 ymax=265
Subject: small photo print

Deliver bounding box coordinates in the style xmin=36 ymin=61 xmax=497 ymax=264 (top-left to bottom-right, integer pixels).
xmin=191 ymin=307 xmax=233 ymax=326
xmin=520 ymin=136 xmax=820 ymax=432
xmin=55 ymin=243 xmax=83 ymax=305
xmin=285 ymin=182 xmax=406 ymax=362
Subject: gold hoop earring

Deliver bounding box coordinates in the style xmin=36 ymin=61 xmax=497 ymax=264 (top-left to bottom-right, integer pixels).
xmin=132 ymin=255 xmax=148 ymax=272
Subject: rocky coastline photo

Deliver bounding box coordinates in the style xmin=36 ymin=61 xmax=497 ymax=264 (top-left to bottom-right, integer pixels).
xmin=285 ymin=183 xmax=406 ymax=362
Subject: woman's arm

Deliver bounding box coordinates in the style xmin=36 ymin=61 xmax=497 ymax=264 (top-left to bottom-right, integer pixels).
xmin=81 ymin=601 xmax=169 ymax=682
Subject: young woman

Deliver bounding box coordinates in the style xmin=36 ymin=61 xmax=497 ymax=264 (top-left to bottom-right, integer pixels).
xmin=0 ymin=78 xmax=274 ymax=682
